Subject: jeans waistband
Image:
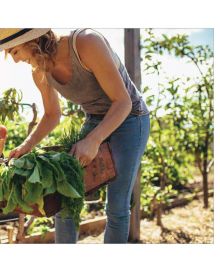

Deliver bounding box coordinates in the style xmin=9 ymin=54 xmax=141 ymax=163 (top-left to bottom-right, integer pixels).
xmin=86 ymin=111 xmax=149 ymax=121
xmin=86 ymin=113 xmax=105 ymax=120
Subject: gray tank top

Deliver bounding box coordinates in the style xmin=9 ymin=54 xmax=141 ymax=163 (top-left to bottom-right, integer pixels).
xmin=46 ymin=28 xmax=149 ymax=116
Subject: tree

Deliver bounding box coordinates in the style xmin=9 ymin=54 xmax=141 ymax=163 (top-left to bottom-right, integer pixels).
xmin=141 ymin=29 xmax=213 ymax=208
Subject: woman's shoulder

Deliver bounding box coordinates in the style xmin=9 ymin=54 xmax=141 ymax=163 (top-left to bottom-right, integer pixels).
xmin=77 ymin=29 xmax=113 ymax=56
xmin=72 ymin=28 xmax=121 ymax=71
xmin=74 ymin=28 xmax=103 ymax=39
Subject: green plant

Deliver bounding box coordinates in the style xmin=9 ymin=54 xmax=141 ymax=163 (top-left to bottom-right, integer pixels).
xmin=26 ymin=216 xmax=54 ymax=236
xmin=0 ymin=88 xmax=22 ymax=122
xmin=0 ymin=150 xmax=85 ymax=229
xmin=141 ymin=29 xmax=213 ymax=208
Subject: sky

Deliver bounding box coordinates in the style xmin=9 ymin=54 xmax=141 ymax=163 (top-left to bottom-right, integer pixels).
xmin=189 ymin=28 xmax=214 ymax=49
xmin=0 ymin=28 xmax=213 ymax=120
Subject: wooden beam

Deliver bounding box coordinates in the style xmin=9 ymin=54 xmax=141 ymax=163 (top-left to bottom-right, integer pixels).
xmin=15 ymin=217 xmax=107 ymax=244
xmin=124 ymin=29 xmax=141 ymax=90
xmin=124 ymin=28 xmax=141 ymax=242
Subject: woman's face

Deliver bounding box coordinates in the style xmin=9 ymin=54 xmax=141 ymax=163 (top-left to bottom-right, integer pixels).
xmin=6 ymin=43 xmax=37 ymax=66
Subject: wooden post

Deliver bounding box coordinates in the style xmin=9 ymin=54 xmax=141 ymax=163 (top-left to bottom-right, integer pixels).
xmin=124 ymin=29 xmax=142 ymax=242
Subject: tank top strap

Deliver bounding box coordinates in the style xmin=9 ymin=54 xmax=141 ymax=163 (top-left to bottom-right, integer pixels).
xmin=69 ymin=28 xmax=121 ymax=71
xmin=69 ymin=28 xmax=93 ymax=72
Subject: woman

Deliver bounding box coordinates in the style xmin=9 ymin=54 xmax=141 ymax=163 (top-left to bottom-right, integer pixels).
xmin=0 ymin=28 xmax=150 ymax=243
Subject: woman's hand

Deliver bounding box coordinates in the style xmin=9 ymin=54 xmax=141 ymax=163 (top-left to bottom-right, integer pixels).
xmin=8 ymin=141 xmax=33 ymax=160
xmin=69 ymin=137 xmax=100 ymax=167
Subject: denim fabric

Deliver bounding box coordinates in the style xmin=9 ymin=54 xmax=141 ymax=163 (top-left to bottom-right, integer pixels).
xmin=55 ymin=113 xmax=150 ymax=244
xmin=55 ymin=213 xmax=79 ymax=243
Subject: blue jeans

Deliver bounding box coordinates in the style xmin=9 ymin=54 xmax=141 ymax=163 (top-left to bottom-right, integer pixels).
xmin=55 ymin=113 xmax=150 ymax=243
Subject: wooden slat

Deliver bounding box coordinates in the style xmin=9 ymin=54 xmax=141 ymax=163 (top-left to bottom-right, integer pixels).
xmin=17 ymin=216 xmax=107 ymax=244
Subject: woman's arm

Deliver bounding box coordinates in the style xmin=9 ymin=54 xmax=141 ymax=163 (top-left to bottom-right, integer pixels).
xmin=9 ymin=69 xmax=61 ymax=159
xmin=76 ymin=30 xmax=132 ymax=144
xmin=70 ymin=30 xmax=132 ymax=166
xmin=26 ymin=70 xmax=62 ymax=147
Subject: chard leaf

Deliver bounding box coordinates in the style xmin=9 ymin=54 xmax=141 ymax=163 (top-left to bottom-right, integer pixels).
xmin=23 ymin=159 xmax=35 ymax=170
xmin=41 ymin=168 xmax=53 ymax=188
xmin=14 ymin=168 xmax=32 ymax=177
xmin=23 ymin=182 xmax=43 ymax=204
xmin=14 ymin=184 xmax=33 ymax=213
xmin=35 ymin=197 xmax=46 ymax=216
xmin=28 ymin=166 xmax=41 ymax=183
xmin=13 ymin=157 xmax=26 ymax=169
xmin=2 ymin=188 xmax=16 ymax=214
xmin=57 ymin=180 xmax=81 ymax=198
xmin=50 ymin=153 xmax=61 ymax=161
xmin=43 ymin=178 xmax=56 ymax=196
xmin=38 ymin=155 xmax=63 ymax=181
xmin=47 ymin=160 xmax=65 ymax=182
xmin=35 ymin=161 xmax=53 ymax=189
xmin=0 ymin=187 xmax=3 ymax=201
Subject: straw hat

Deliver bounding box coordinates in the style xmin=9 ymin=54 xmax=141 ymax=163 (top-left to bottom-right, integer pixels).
xmin=0 ymin=28 xmax=51 ymax=51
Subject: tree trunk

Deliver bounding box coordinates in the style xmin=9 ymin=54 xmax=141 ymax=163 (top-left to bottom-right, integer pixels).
xmin=156 ymin=204 xmax=163 ymax=228
xmin=202 ymin=161 xmax=209 ymax=208
xmin=202 ymin=132 xmax=209 ymax=208
xmin=156 ymin=160 xmax=166 ymax=228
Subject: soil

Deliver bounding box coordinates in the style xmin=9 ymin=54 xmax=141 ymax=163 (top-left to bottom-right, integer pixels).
xmin=78 ymin=196 xmax=214 ymax=244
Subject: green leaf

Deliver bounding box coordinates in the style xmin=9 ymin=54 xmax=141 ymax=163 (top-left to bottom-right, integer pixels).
xmin=49 ymin=160 xmax=65 ymax=182
xmin=13 ymin=157 xmax=26 ymax=169
xmin=0 ymin=185 xmax=3 ymax=201
xmin=14 ymin=168 xmax=32 ymax=177
xmin=28 ymin=165 xmax=41 ymax=184
xmin=23 ymin=158 xmax=35 ymax=170
xmin=50 ymin=153 xmax=61 ymax=161
xmin=43 ymin=176 xmax=56 ymax=196
xmin=23 ymin=182 xmax=43 ymax=204
xmin=57 ymin=180 xmax=81 ymax=198
xmin=2 ymin=188 xmax=16 ymax=214
xmin=35 ymin=197 xmax=46 ymax=216
xmin=38 ymin=155 xmax=65 ymax=182
xmin=14 ymin=184 xmax=33 ymax=213
xmin=40 ymin=167 xmax=53 ymax=189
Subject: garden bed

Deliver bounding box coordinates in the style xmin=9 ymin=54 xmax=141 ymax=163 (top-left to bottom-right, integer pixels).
xmin=0 ymin=178 xmax=214 ymax=244
xmin=77 ymin=195 xmax=214 ymax=244
xmin=0 ymin=195 xmax=213 ymax=244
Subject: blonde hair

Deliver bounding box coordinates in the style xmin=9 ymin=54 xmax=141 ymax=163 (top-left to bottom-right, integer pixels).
xmin=5 ymin=30 xmax=60 ymax=77
xmin=26 ymin=30 xmax=59 ymax=72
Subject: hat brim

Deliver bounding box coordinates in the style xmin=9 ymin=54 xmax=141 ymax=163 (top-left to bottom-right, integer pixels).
xmin=0 ymin=28 xmax=51 ymax=51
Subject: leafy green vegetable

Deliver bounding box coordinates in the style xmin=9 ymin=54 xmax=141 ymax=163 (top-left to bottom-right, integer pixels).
xmin=0 ymin=125 xmax=87 ymax=228
xmin=13 ymin=157 xmax=26 ymax=169
xmin=2 ymin=187 xmax=16 ymax=214
xmin=0 ymin=150 xmax=85 ymax=228
xmin=23 ymin=181 xmax=44 ymax=204
xmin=28 ymin=165 xmax=41 ymax=184
xmin=14 ymin=183 xmax=33 ymax=213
